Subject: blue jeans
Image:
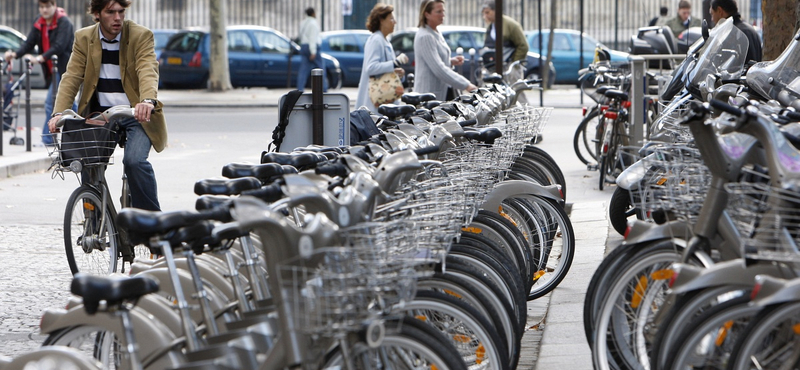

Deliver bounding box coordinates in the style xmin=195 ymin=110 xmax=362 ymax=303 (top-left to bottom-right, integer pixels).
xmin=297 ymin=46 xmax=328 ymax=92
xmin=118 ymin=116 xmax=160 ymax=211
xmin=43 ymin=73 xmax=77 ymax=145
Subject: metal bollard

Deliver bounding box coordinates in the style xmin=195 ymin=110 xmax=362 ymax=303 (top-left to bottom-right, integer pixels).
xmin=311 ymin=68 xmax=323 ymax=145
xmin=24 ymin=57 xmax=31 ymax=152
xmin=1 ymin=59 xmax=4 ymax=156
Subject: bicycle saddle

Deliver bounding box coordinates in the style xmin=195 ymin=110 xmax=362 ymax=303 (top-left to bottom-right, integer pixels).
xmin=378 ymin=104 xmax=416 ymax=120
xmin=413 ymin=109 xmax=435 ymax=123
xmin=260 ymin=151 xmax=328 ymax=171
xmin=437 ymin=103 xmax=460 ymax=117
xmin=401 ymin=92 xmax=436 ymax=106
xmin=595 ymin=86 xmax=613 ymax=95
xmin=463 ymin=126 xmax=503 ymax=145
xmin=458 ymin=94 xmax=478 ymax=105
xmin=482 ymin=73 xmax=504 ymax=85
xmin=71 ymin=273 xmax=159 ymax=314
xmin=221 ymin=162 xmax=297 ymax=184
xmin=422 ymin=100 xmax=443 ymax=110
xmin=603 ymin=89 xmax=629 ymax=101
xmin=194 ymin=177 xmax=262 ymax=196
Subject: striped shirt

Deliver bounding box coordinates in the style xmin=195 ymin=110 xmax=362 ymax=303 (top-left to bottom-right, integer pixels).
xmin=97 ymin=28 xmax=128 ymax=111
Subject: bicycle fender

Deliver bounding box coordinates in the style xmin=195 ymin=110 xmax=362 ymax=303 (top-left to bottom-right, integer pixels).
xmin=669 ymin=259 xmax=784 ymax=295
xmin=63 ymin=293 xmax=182 ymax=337
xmin=623 ymin=219 xmax=692 ymax=245
xmin=39 ymin=306 xmax=185 ymax=368
xmin=751 ymin=275 xmax=800 ymax=307
xmin=480 ymin=180 xmax=562 ymax=214
xmin=130 ymin=258 xmax=238 ymax=303
xmin=133 ymin=268 xmax=230 ymax=325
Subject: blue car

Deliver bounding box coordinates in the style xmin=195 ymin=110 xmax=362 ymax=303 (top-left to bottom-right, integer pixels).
xmin=159 ymin=25 xmax=341 ymax=89
xmin=152 ymin=29 xmax=178 ymax=61
xmin=525 ymin=29 xmax=629 ymax=85
xmin=320 ymin=30 xmax=371 ymax=87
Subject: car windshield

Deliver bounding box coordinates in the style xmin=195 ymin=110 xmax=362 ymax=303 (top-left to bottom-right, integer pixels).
xmin=165 ymin=31 xmax=203 ymax=52
xmin=154 ymin=32 xmax=173 ymax=50
xmin=253 ymin=31 xmax=290 ymax=54
xmin=0 ymin=31 xmax=22 ymax=52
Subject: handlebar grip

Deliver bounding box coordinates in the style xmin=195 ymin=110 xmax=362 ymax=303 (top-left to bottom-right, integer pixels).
xmin=709 ymin=99 xmax=743 ymax=117
xmin=315 ymin=162 xmax=349 ymax=177
xmin=414 ymin=145 xmax=440 ymax=156
xmin=525 ymin=78 xmax=542 ymax=85
xmin=241 ymin=183 xmax=284 ymax=203
xmin=458 ymin=118 xmax=478 ymax=127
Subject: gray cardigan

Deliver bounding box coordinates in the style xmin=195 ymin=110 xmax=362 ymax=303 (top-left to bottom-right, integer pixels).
xmin=413 ymin=25 xmax=470 ymax=100
xmin=355 ymin=31 xmax=398 ymax=112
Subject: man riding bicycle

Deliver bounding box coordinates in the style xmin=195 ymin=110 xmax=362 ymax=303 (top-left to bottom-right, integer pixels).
xmin=48 ymin=0 xmax=166 ymax=211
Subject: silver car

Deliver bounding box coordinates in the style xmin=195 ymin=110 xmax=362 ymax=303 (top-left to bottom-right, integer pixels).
xmin=0 ymin=25 xmax=47 ymax=89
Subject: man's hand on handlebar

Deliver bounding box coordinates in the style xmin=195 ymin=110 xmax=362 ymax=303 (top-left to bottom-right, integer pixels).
xmin=134 ymin=102 xmax=154 ymax=123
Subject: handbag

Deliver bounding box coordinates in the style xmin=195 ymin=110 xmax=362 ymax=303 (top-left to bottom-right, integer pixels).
xmin=368 ymin=71 xmax=404 ymax=107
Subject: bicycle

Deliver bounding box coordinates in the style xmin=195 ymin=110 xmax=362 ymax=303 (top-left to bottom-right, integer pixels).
xmin=48 ymin=105 xmax=152 ymax=275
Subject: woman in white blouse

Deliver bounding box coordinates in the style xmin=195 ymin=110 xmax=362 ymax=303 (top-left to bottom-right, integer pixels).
xmin=355 ymin=3 xmax=408 ymax=112
xmin=414 ymin=0 xmax=478 ymax=101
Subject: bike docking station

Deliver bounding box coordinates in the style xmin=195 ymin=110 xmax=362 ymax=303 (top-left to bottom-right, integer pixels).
xmin=0 ymin=56 xmax=35 ymax=155
xmin=277 ymin=68 xmax=349 ymax=151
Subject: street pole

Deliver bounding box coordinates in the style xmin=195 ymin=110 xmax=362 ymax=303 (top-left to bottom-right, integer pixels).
xmin=311 ymin=68 xmax=323 ymax=145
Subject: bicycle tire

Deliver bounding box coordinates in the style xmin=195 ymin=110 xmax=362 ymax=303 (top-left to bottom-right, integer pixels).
xmin=465 ymin=212 xmax=528 ymax=283
xmin=728 ymin=300 xmax=800 ymax=370
xmin=608 ymin=187 xmax=644 ymax=236
xmin=591 ymin=240 xmax=687 ymax=370
xmin=504 ymin=195 xmax=575 ymax=300
xmin=667 ymin=295 xmax=760 ymax=370
xmin=64 ymin=186 xmax=118 ymax=275
xmin=471 ymin=209 xmax=533 ymax=283
xmin=598 ymin=154 xmax=607 ymax=190
xmin=42 ymin=326 xmax=117 ymax=369
xmin=323 ymin=316 xmax=468 ymax=370
xmin=522 ymin=145 xmax=567 ymax=200
xmin=403 ymin=290 xmax=510 ymax=370
xmin=574 ymin=107 xmax=601 ymax=165
xmin=649 ymin=285 xmax=749 ymax=370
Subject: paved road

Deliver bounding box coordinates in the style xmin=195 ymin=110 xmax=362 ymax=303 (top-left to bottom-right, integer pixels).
xmin=0 ymin=97 xmax=616 ymax=368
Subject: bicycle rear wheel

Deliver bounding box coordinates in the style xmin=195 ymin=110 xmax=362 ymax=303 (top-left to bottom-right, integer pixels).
xmin=64 ymin=186 xmax=118 ymax=275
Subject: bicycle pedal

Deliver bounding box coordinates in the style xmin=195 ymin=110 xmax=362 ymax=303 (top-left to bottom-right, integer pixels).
xmin=587 ymin=164 xmax=598 ymax=171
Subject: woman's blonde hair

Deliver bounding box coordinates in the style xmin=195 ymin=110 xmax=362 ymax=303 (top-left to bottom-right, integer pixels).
xmin=417 ymin=0 xmax=445 ymax=28
xmin=366 ymin=3 xmax=394 ymax=33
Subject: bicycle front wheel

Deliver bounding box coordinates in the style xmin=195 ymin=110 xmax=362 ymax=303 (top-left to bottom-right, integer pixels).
xmin=64 ymin=186 xmax=119 ymax=275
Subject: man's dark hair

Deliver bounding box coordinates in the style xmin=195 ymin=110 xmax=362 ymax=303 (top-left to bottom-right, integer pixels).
xmin=678 ymin=0 xmax=691 ymax=9
xmin=710 ymin=0 xmax=739 ymax=15
xmin=482 ymin=0 xmax=495 ymax=11
xmin=39 ymin=0 xmax=56 ymax=5
xmin=305 ymin=7 xmax=315 ymax=17
xmin=659 ymin=6 xmax=668 ymax=16
xmin=89 ymin=0 xmax=130 ymax=16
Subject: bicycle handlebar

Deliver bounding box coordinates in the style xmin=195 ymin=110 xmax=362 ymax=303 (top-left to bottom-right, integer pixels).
xmin=709 ymin=99 xmax=744 ymax=117
xmin=56 ymin=105 xmax=137 ymax=128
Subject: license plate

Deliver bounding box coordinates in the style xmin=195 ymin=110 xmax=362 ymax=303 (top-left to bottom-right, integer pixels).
xmin=166 ymin=57 xmax=182 ymax=65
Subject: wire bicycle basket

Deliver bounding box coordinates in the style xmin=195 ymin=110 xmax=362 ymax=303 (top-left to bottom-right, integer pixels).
xmin=47 ymin=118 xmax=117 ymax=171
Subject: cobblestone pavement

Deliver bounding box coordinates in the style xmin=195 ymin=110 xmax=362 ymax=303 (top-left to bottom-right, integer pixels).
xmin=0 ymin=225 xmax=72 ymax=357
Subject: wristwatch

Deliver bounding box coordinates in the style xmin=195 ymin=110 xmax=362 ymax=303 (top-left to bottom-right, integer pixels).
xmin=141 ymin=99 xmax=158 ymax=106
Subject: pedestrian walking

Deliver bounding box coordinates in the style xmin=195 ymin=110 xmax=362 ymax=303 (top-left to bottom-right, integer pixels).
xmin=665 ymin=0 xmax=701 ymax=38
xmin=413 ymin=0 xmax=477 ymax=101
xmin=48 ymin=0 xmax=167 ymax=211
xmin=355 ymin=3 xmax=408 ymax=112
xmin=3 ymin=0 xmax=76 ymax=146
xmin=297 ymin=7 xmax=328 ymax=92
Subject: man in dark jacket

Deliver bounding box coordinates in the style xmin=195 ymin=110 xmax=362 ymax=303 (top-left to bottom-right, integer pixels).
xmin=710 ymin=0 xmax=762 ymax=63
xmin=4 ymin=0 xmax=75 ymax=145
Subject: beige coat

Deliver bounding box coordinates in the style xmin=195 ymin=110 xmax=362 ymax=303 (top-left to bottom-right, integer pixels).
xmin=54 ymin=20 xmax=167 ymax=152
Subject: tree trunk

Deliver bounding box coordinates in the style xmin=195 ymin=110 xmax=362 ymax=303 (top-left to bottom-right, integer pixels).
xmin=208 ymin=0 xmax=232 ymax=91
xmin=761 ymin=0 xmax=798 ymax=60
xmin=542 ymin=0 xmax=557 ymax=89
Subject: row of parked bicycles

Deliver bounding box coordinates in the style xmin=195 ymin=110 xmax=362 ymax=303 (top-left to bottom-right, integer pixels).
xmin=0 ymin=70 xmax=573 ymax=369
xmin=582 ymin=17 xmax=800 ymax=370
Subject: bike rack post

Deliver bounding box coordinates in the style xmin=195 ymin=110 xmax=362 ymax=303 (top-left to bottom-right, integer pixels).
xmin=311 ymin=68 xmax=323 ymax=145
xmin=24 ymin=58 xmax=32 ymax=152
xmin=629 ymin=55 xmax=646 ymax=147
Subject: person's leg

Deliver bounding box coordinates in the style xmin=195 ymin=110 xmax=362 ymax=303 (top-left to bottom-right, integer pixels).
xmin=42 ymin=81 xmax=55 ymax=144
xmin=297 ymin=53 xmax=311 ymax=92
xmin=118 ymin=117 xmax=160 ymax=211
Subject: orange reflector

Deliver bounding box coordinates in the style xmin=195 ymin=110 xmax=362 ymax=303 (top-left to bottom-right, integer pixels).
xmin=656 ymin=177 xmax=668 ymax=186
xmin=476 ymin=344 xmax=485 ymax=364
xmin=461 ymin=226 xmax=482 ymax=234
xmin=453 ymin=334 xmax=470 ymax=343
xmin=444 ymin=289 xmax=462 ymax=299
xmin=715 ymin=321 xmax=734 ymax=346
xmin=83 ymin=202 xmax=96 ymax=211
xmin=651 ymin=269 xmax=674 ymax=280
xmin=533 ymin=270 xmax=546 ymax=281
xmin=631 ymin=276 xmax=648 ymax=308
xmin=794 ymin=323 xmax=800 ymax=335
xmin=415 ymin=315 xmax=427 ymax=322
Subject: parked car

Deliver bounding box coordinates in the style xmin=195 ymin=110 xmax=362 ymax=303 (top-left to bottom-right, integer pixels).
xmin=0 ymin=26 xmax=46 ymax=89
xmin=320 ymin=30 xmax=371 ymax=87
xmin=159 ymin=25 xmax=342 ymax=89
xmin=525 ymin=29 xmax=629 ymax=85
xmin=389 ymin=26 xmax=556 ymax=88
xmin=152 ymin=29 xmax=178 ymax=60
